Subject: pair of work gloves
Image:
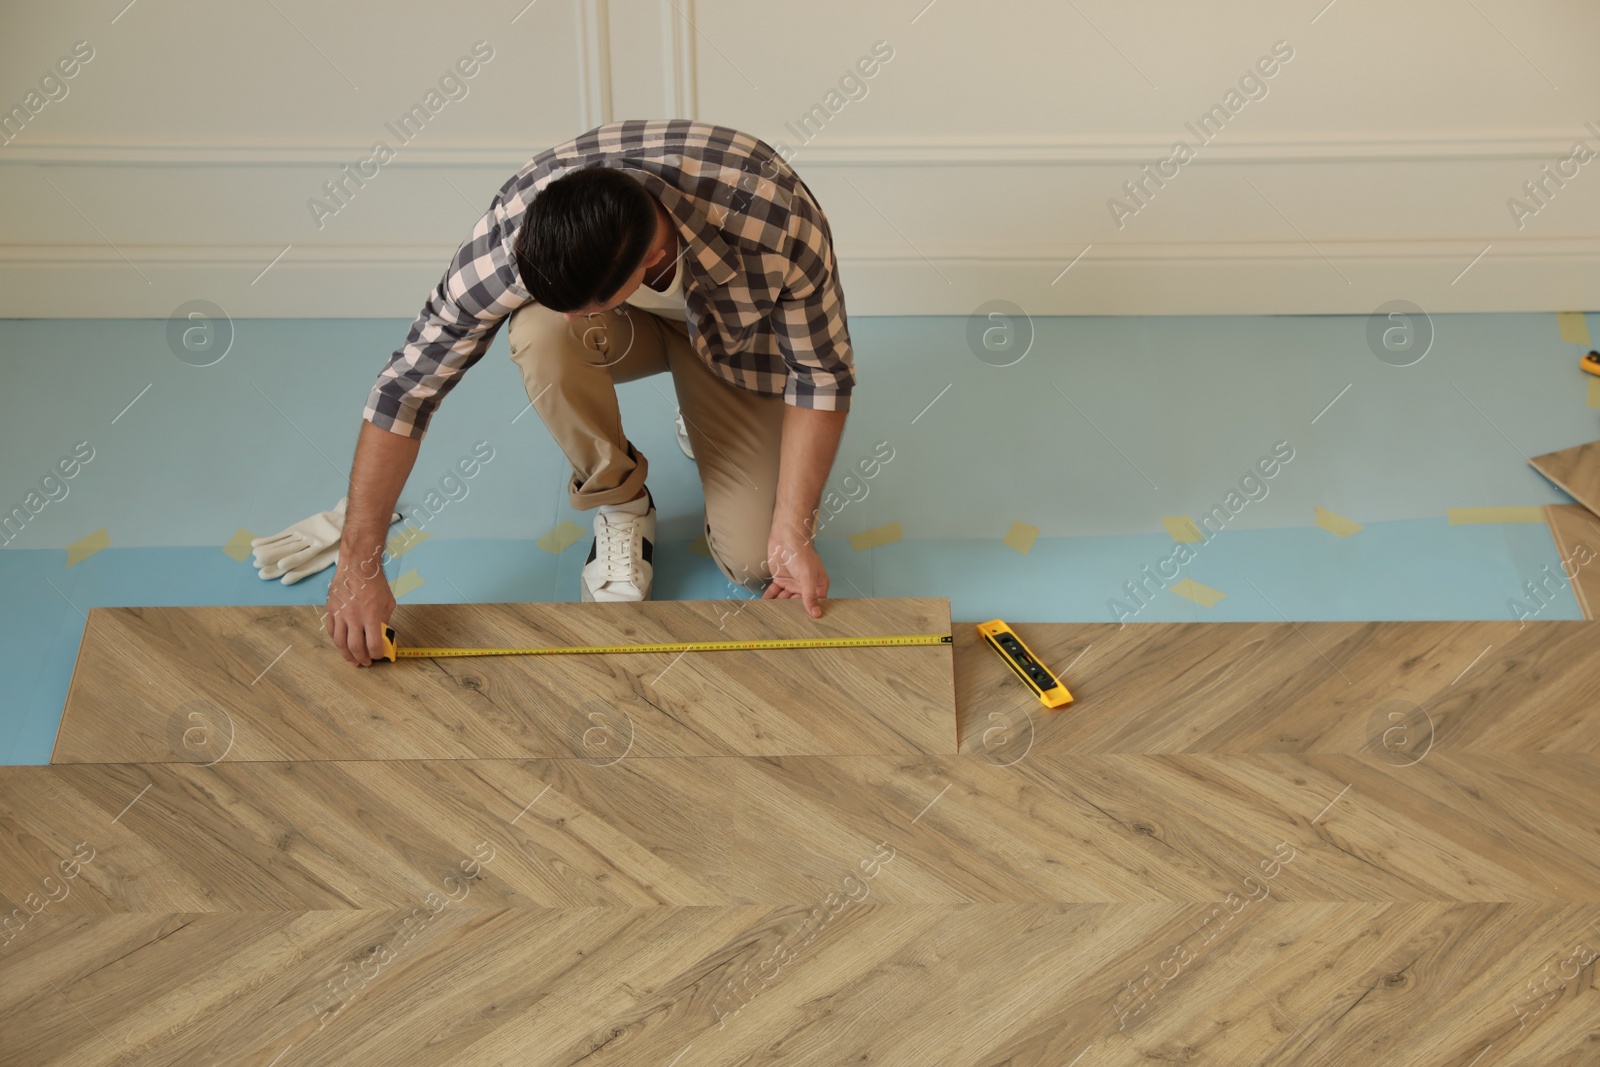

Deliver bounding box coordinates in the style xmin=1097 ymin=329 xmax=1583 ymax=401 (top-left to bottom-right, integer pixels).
xmin=251 ymin=497 xmax=401 ymax=585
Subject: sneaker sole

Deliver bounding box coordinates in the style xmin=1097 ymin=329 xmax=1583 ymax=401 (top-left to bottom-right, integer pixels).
xmin=580 ymin=583 xmax=652 ymax=603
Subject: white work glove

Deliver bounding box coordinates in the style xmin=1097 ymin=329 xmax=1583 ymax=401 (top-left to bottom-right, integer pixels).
xmin=251 ymin=498 xmax=401 ymax=585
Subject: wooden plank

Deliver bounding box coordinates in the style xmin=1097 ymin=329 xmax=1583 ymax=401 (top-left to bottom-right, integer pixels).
xmin=4 ymin=753 xmax=1598 ymax=914
xmin=17 ymin=905 xmax=1600 ymax=1067
xmin=1530 ymin=438 xmax=1600 ymax=517
xmin=1543 ymin=503 xmax=1600 ymax=619
xmin=954 ymin=620 xmax=1600 ymax=758
xmin=51 ymin=598 xmax=956 ymax=763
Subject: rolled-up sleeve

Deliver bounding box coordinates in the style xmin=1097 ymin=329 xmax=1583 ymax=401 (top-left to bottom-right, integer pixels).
xmin=775 ymin=210 xmax=855 ymax=412
xmin=364 ymin=200 xmax=530 ymax=440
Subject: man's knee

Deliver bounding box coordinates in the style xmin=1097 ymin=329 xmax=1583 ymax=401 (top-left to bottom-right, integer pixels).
xmin=708 ymin=528 xmax=774 ymax=595
xmin=508 ymin=303 xmax=573 ymax=358
xmin=510 ymin=304 xmax=637 ymax=371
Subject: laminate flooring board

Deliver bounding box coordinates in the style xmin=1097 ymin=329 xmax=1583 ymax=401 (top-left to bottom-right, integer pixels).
xmin=954 ymin=620 xmax=1600 ymax=757
xmin=4 ymin=754 xmax=1598 ymax=915
xmin=1544 ymin=503 xmax=1600 ymax=619
xmin=1530 ymin=438 xmax=1600 ymax=517
xmin=52 ymin=598 xmax=956 ymax=763
xmin=61 ymin=611 xmax=1599 ymax=766
xmin=5 ymin=904 xmax=1597 ymax=1066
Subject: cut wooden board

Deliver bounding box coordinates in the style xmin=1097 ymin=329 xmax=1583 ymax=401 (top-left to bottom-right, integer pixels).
xmin=1530 ymin=438 xmax=1600 ymax=517
xmin=1543 ymin=503 xmax=1600 ymax=619
xmin=52 ymin=598 xmax=956 ymax=763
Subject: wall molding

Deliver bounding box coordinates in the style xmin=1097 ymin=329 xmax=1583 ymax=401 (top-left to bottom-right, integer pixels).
xmin=785 ymin=131 xmax=1600 ymax=166
xmin=0 ymin=130 xmax=1586 ymax=168
xmin=575 ymin=0 xmax=613 ymax=131
xmin=660 ymin=0 xmax=697 ymax=119
xmin=4 ymin=238 xmax=1595 ymax=317
xmin=11 ymin=237 xmax=1591 ymax=266
xmin=0 ymin=142 xmax=549 ymax=166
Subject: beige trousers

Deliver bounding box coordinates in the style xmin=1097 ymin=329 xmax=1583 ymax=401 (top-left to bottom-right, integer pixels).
xmin=507 ymin=302 xmax=784 ymax=593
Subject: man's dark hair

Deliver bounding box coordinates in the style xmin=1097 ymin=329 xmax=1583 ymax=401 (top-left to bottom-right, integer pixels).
xmin=514 ymin=166 xmax=658 ymax=312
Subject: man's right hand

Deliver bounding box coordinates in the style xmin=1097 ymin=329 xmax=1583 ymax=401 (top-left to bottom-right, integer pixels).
xmin=326 ymin=420 xmax=422 ymax=666
xmin=325 ymin=556 xmax=396 ymax=667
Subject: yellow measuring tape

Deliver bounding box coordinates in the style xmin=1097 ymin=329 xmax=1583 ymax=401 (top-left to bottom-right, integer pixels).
xmin=378 ymin=624 xmax=951 ymax=661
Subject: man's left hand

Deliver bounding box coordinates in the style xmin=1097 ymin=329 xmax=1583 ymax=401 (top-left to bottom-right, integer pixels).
xmin=763 ymin=537 xmax=829 ymax=617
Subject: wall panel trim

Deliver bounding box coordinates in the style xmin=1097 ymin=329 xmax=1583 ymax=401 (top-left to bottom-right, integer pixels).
xmin=660 ymin=0 xmax=697 ymax=118
xmin=575 ymin=0 xmax=613 ymax=131
xmin=3 ymin=238 xmax=1594 ymax=317
xmin=0 ymin=131 xmax=1580 ymax=167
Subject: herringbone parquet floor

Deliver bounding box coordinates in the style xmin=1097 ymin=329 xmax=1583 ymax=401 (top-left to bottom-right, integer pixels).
xmin=2 ymin=601 xmax=1597 ymax=1066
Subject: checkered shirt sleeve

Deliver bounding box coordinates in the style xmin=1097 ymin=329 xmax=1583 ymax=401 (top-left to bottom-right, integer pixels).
xmin=775 ymin=202 xmax=854 ymax=411
xmin=362 ymin=182 xmax=528 ymax=440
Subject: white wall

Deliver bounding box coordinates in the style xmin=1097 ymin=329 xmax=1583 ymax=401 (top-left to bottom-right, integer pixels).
xmin=1 ymin=0 xmax=1597 ymax=318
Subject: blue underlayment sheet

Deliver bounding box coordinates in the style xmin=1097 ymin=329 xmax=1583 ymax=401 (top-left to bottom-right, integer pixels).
xmin=1 ymin=311 xmax=1594 ymax=764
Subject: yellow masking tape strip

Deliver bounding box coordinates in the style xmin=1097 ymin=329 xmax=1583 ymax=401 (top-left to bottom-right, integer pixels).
xmin=1171 ymin=577 xmax=1226 ymax=608
xmin=390 ymin=569 xmax=425 ymax=598
xmin=1448 ymin=507 xmax=1546 ymax=525
xmin=222 ymin=528 xmax=257 ymax=562
xmin=386 ymin=527 xmax=431 ymax=559
xmin=1003 ymin=521 xmax=1039 ymax=555
xmin=1557 ymin=311 xmax=1592 ymax=346
xmin=850 ymin=522 xmax=903 ymax=552
xmin=1314 ymin=507 xmax=1364 ymax=538
xmin=688 ymin=533 xmax=712 ymax=558
xmin=536 ymin=520 xmax=586 ymax=554
xmin=1162 ymin=515 xmax=1204 ymax=543
xmin=66 ymin=527 xmax=110 ymax=568
xmin=1588 ymin=378 xmax=1600 ymax=411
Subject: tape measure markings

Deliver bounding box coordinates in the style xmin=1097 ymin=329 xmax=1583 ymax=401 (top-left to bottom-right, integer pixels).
xmin=384 ymin=629 xmax=952 ymax=660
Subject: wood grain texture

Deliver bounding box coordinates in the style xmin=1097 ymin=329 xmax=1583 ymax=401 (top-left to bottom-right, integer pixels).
xmin=954 ymin=620 xmax=1600 ymax=757
xmin=7 ymin=904 xmax=1598 ymax=1067
xmin=4 ymin=754 xmax=1599 ymax=913
xmin=4 ymin=751 xmax=1600 ymax=1064
xmin=6 ymin=616 xmax=1600 ymax=1065
xmin=1544 ymin=504 xmax=1600 ymax=620
xmin=52 ymin=598 xmax=956 ymax=762
xmin=1531 ymin=438 xmax=1600 ymax=517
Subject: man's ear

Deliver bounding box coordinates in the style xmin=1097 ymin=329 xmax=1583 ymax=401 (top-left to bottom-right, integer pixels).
xmin=641 ymin=247 xmax=668 ymax=269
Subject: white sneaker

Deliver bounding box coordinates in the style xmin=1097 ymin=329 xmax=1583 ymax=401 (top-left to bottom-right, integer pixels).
xmin=675 ymin=412 xmax=695 ymax=460
xmin=581 ymin=489 xmax=656 ymax=602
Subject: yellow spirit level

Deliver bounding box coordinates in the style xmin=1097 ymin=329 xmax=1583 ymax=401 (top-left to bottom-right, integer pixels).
xmin=1583 ymin=350 xmax=1600 ymax=377
xmin=976 ymin=619 xmax=1073 ymax=709
xmin=377 ymin=624 xmax=952 ymax=661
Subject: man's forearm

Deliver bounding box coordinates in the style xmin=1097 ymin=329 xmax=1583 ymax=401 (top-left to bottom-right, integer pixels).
xmin=772 ymin=405 xmax=848 ymax=545
xmin=342 ymin=420 xmax=422 ymax=577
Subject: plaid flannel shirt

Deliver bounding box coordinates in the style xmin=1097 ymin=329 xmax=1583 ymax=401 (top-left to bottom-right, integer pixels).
xmin=364 ymin=120 xmax=855 ymax=440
